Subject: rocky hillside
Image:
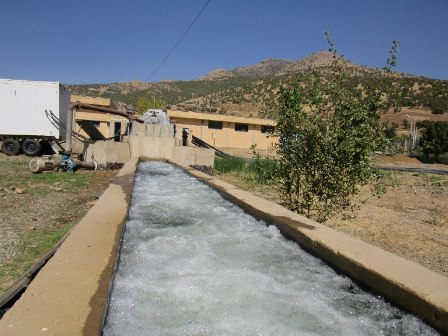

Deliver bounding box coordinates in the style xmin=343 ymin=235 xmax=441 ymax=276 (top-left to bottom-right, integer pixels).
xmin=198 ymin=51 xmax=394 ymax=81
xmin=198 ymin=58 xmax=295 ymax=80
xmin=68 ymin=50 xmax=448 ymax=118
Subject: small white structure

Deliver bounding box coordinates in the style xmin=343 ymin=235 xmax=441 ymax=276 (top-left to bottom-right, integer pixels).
xmin=143 ymin=109 xmax=170 ymax=125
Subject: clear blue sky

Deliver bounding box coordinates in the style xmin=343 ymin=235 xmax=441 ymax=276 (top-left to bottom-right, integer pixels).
xmin=1 ymin=0 xmax=447 ymax=84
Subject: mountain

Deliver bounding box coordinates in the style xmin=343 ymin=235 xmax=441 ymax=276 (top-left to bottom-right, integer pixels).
xmin=199 ymin=58 xmax=295 ymax=80
xmin=282 ymin=51 xmax=386 ymax=77
xmin=198 ymin=51 xmax=388 ymax=81
xmin=67 ymin=51 xmax=448 ymax=118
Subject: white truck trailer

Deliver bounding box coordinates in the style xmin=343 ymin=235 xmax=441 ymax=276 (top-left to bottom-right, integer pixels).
xmin=0 ymin=79 xmax=71 ymax=156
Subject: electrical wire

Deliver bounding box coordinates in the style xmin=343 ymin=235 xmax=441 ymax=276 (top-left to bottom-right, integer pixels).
xmin=145 ymin=0 xmax=211 ymax=81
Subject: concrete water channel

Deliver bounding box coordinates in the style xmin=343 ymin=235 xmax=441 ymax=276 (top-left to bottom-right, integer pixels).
xmin=103 ymin=161 xmax=439 ymax=335
xmin=1 ymin=159 xmax=447 ymax=335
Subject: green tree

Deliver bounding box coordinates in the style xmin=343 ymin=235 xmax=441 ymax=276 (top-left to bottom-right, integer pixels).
xmin=417 ymin=120 xmax=448 ymax=160
xmin=135 ymin=95 xmax=165 ymax=114
xmin=402 ymin=118 xmax=410 ymax=129
xmin=384 ymin=122 xmax=397 ymax=141
xmin=429 ymin=97 xmax=448 ymax=115
xmin=274 ymin=33 xmax=390 ymax=222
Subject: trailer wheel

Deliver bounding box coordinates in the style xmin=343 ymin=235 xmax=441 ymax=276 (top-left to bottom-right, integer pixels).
xmin=22 ymin=139 xmax=42 ymax=156
xmin=1 ymin=139 xmax=21 ymax=156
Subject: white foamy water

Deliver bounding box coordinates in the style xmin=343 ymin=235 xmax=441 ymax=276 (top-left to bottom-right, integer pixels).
xmin=103 ymin=161 xmax=438 ymax=336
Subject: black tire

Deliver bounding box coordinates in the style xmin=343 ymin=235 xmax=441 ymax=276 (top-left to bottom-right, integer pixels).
xmin=21 ymin=139 xmax=42 ymax=156
xmin=1 ymin=139 xmax=21 ymax=156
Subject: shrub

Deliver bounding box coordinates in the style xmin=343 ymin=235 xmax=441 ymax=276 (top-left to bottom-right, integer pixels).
xmin=274 ymin=34 xmax=392 ymax=222
xmin=214 ymin=157 xmax=246 ymax=173
xmin=246 ymin=145 xmax=276 ymax=183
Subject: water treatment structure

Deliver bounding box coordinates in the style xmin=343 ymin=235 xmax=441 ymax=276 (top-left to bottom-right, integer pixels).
xmin=0 ymin=81 xmax=447 ymax=335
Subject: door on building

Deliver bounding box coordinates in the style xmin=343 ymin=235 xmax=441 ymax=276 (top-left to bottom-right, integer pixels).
xmin=114 ymin=122 xmax=122 ymax=142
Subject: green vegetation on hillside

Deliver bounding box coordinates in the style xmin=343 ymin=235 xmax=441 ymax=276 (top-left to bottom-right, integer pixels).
xmin=68 ymin=76 xmax=256 ymax=108
xmin=68 ymin=75 xmax=448 ymax=118
xmin=67 ymin=50 xmax=448 ymax=118
xmin=417 ymin=120 xmax=448 ymax=159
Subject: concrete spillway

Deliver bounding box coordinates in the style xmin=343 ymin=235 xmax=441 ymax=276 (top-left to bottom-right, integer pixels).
xmin=103 ymin=161 xmax=437 ymax=335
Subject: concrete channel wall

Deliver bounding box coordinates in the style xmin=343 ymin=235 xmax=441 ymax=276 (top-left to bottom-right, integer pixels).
xmin=0 ymin=158 xmax=139 ymax=336
xmin=1 ymin=159 xmax=447 ymax=335
xmin=181 ymin=165 xmax=448 ymax=335
xmin=83 ymin=138 xmax=215 ymax=167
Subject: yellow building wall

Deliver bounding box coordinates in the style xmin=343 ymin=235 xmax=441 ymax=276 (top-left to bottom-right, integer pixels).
xmin=74 ymin=110 xmax=128 ymax=139
xmin=171 ymin=117 xmax=277 ymax=150
xmin=71 ymin=93 xmax=129 ymax=140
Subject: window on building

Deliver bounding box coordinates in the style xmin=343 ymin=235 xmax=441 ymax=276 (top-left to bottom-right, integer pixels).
xmin=93 ymin=121 xmax=100 ymax=129
xmin=208 ymin=120 xmax=223 ymax=129
xmin=261 ymin=125 xmax=275 ymax=134
xmin=235 ymin=123 xmax=249 ymax=132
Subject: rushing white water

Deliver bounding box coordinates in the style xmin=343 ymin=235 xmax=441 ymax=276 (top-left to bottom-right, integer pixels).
xmin=103 ymin=161 xmax=438 ymax=336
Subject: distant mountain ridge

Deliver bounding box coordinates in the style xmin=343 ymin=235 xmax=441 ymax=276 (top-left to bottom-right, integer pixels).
xmin=69 ymin=50 xmax=399 ymax=98
xmin=199 ymin=58 xmax=295 ymax=80
xmin=67 ymin=50 xmax=448 ymax=119
xmin=198 ymin=51 xmax=386 ymax=80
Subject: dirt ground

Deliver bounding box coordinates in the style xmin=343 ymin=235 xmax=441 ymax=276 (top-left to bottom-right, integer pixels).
xmin=0 ymin=153 xmax=117 ymax=296
xmin=325 ymin=174 xmax=448 ymax=277
xmin=218 ymin=155 xmax=448 ymax=278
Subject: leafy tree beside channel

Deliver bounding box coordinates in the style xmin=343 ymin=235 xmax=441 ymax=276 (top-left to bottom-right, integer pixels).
xmin=274 ymin=34 xmax=392 ymax=222
xmin=417 ymin=120 xmax=448 ymax=160
xmin=135 ymin=95 xmax=166 ymax=114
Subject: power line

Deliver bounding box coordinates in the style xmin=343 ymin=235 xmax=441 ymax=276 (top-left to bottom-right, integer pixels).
xmin=145 ymin=0 xmax=211 ymax=82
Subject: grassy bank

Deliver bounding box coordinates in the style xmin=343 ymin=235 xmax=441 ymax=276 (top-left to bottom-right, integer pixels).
xmin=0 ymin=154 xmax=116 ymax=296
